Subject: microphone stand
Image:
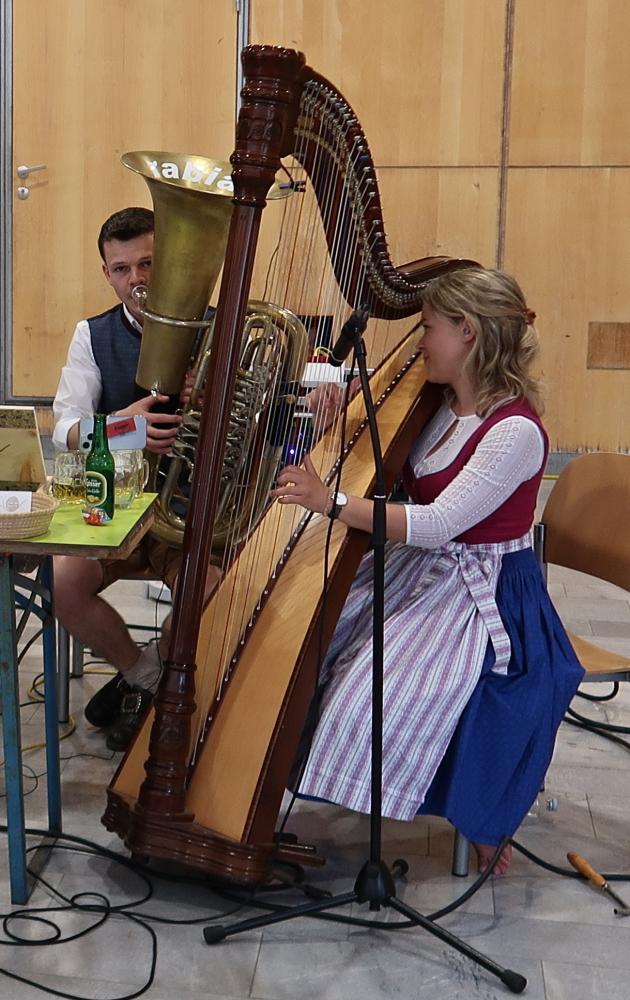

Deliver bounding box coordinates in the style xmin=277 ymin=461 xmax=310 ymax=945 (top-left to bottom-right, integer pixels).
xmin=203 ymin=327 xmax=527 ymax=995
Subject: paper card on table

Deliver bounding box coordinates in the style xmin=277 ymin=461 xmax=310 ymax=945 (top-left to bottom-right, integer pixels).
xmin=0 ymin=490 xmax=33 ymax=514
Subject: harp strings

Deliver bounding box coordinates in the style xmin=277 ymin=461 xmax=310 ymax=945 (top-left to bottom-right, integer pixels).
xmin=186 ymin=79 xmax=412 ymax=765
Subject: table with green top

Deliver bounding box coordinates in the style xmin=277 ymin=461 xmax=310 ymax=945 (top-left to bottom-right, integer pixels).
xmin=0 ymin=493 xmax=156 ymax=903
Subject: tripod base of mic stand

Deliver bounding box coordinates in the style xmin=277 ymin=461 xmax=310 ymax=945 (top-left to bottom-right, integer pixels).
xmin=354 ymin=858 xmax=396 ymax=909
xmin=203 ymin=859 xmax=527 ymax=994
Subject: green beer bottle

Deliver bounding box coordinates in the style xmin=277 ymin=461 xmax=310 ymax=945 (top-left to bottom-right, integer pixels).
xmin=84 ymin=413 xmax=115 ymax=524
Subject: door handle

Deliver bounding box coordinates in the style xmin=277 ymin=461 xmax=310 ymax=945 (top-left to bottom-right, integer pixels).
xmin=16 ymin=163 xmax=47 ymax=180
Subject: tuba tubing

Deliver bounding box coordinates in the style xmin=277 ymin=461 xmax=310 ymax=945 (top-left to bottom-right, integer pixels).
xmin=148 ymin=300 xmax=308 ymax=551
xmin=122 ymin=149 xmax=307 ymax=550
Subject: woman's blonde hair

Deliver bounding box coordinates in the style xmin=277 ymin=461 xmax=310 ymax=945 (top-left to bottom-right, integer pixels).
xmin=420 ymin=267 xmax=543 ymax=416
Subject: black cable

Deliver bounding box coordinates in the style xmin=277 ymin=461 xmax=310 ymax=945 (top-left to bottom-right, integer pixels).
xmin=216 ymin=838 xmax=532 ymax=929
xmin=17 ymin=627 xmax=45 ymax=666
xmin=0 ymin=764 xmax=39 ymax=800
xmin=509 ymin=837 xmax=630 ymax=883
xmin=564 ymin=714 xmax=630 ymax=752
xmin=0 ymin=830 xmax=244 ymax=1000
xmin=566 ymin=705 xmax=630 ymax=736
xmin=576 ymin=682 xmax=619 ymax=702
xmin=0 ymin=820 xmax=628 ymax=1000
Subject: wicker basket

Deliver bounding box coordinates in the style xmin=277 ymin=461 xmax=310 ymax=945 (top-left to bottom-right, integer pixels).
xmin=0 ymin=492 xmax=60 ymax=540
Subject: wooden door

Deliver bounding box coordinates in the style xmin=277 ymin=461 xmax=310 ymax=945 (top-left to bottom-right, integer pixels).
xmin=10 ymin=0 xmax=238 ymax=413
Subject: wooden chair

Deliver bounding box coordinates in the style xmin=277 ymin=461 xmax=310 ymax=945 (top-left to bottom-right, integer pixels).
xmin=538 ymin=451 xmax=630 ymax=682
xmin=452 ymin=452 xmax=630 ymax=875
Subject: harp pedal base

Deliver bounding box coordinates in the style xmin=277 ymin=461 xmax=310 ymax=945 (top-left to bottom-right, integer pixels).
xmin=274 ymin=835 xmax=325 ymax=870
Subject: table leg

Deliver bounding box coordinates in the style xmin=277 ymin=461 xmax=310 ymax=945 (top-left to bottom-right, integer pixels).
xmin=0 ymin=554 xmax=29 ymax=904
xmin=41 ymin=559 xmax=62 ymax=834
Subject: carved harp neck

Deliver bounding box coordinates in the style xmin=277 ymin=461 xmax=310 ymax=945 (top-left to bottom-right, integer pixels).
xmin=234 ymin=45 xmax=476 ymax=319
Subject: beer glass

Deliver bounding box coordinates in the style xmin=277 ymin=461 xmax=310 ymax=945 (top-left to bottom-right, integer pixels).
xmin=113 ymin=451 xmax=141 ymax=509
xmin=51 ymin=451 xmax=85 ymax=504
xmin=129 ymin=450 xmax=150 ymax=497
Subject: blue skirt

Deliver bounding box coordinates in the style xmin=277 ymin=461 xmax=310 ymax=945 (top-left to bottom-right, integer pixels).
xmin=418 ymin=548 xmax=584 ymax=844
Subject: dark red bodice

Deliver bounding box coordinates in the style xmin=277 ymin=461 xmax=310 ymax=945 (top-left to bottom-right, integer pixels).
xmin=401 ymin=399 xmax=549 ymax=544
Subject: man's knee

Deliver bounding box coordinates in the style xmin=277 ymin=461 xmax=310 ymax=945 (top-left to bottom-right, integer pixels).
xmin=53 ymin=556 xmax=104 ymax=618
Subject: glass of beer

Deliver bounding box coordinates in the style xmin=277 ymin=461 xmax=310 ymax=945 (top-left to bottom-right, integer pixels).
xmin=113 ymin=451 xmax=139 ymax=509
xmin=51 ymin=451 xmax=86 ymax=504
xmin=129 ymin=450 xmax=150 ymax=498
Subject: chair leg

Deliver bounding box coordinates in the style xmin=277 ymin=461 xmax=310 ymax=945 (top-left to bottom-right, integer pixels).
xmin=70 ymin=637 xmax=84 ymax=677
xmin=56 ymin=623 xmax=70 ymax=725
xmin=452 ymin=829 xmax=470 ymax=877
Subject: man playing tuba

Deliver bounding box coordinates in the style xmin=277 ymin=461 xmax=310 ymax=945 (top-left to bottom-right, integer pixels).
xmin=52 ymin=207 xmax=212 ymax=751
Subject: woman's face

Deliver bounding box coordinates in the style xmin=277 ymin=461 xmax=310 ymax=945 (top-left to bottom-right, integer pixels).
xmin=418 ymin=305 xmax=473 ymax=385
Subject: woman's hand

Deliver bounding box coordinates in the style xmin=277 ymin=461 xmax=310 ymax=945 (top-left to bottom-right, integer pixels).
xmin=270 ymin=453 xmax=331 ymax=514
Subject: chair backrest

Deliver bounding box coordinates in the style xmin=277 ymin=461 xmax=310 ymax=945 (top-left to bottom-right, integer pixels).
xmin=541 ymin=452 xmax=630 ymax=593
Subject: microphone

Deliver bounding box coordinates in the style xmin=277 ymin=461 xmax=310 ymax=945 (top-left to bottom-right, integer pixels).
xmin=329 ymin=307 xmax=370 ymax=367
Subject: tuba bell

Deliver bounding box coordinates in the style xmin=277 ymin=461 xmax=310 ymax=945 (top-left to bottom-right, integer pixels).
xmin=123 ymin=150 xmax=308 ymax=550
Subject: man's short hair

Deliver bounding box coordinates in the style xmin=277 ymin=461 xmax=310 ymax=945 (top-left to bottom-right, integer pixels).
xmin=98 ymin=207 xmax=154 ymax=260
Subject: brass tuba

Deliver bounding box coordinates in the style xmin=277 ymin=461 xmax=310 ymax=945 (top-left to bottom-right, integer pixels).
xmin=123 ymin=150 xmax=308 ymax=549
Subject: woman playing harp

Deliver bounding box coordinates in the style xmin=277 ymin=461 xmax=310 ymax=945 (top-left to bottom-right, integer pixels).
xmin=105 ymin=47 xmax=538 ymax=883
xmin=273 ymin=267 xmax=584 ymax=876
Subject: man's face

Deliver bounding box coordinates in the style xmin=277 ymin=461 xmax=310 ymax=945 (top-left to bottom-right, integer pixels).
xmin=101 ymin=232 xmax=153 ymax=324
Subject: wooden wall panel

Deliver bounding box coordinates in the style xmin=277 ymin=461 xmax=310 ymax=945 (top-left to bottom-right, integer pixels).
xmin=249 ymin=0 xmax=630 ymax=450
xmin=510 ymin=0 xmax=630 ymax=165
xmin=250 ymin=167 xmax=498 ymax=315
xmin=250 ymin=0 xmax=506 ymax=166
xmin=504 ymin=168 xmax=630 ymax=452
xmin=377 ymin=168 xmax=498 ymax=267
xmin=12 ymin=0 xmax=237 ymax=398
xmin=14 ymin=0 xmax=630 ymax=449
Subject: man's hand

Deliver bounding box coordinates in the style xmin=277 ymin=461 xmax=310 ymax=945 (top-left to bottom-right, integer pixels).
xmin=179 ymin=367 xmax=205 ymax=410
xmin=304 ymin=382 xmax=344 ymax=433
xmin=115 ymin=394 xmax=182 ymax=454
xmin=304 ymin=376 xmax=361 ymax=435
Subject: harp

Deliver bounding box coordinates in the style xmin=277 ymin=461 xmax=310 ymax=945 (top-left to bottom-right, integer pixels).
xmin=104 ymin=45 xmax=476 ymax=882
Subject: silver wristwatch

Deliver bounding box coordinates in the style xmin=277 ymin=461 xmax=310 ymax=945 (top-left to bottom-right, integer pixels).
xmin=328 ymin=490 xmax=349 ymax=520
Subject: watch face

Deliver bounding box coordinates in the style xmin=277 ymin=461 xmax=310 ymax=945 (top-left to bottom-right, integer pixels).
xmin=336 ymin=491 xmax=349 ymax=507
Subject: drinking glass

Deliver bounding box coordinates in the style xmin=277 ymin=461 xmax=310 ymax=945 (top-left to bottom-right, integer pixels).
xmin=113 ymin=451 xmax=140 ymax=509
xmin=129 ymin=450 xmax=150 ymax=497
xmin=51 ymin=451 xmax=85 ymax=504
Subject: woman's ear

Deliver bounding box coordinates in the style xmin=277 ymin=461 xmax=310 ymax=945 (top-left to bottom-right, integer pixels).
xmin=461 ymin=325 xmax=475 ymax=342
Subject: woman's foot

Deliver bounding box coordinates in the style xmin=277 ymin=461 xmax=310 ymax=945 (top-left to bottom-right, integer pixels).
xmin=473 ymin=842 xmax=513 ymax=876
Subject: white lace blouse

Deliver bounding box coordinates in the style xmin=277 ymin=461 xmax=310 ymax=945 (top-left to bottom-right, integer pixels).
xmin=404 ymin=403 xmax=545 ymax=548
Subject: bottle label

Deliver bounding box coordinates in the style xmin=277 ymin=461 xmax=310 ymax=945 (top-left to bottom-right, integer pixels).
xmin=84 ymin=472 xmax=112 ymax=523
xmin=85 ymin=472 xmax=108 ymax=504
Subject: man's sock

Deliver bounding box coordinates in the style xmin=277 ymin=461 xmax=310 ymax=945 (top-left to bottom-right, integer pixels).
xmin=122 ymin=641 xmax=162 ymax=693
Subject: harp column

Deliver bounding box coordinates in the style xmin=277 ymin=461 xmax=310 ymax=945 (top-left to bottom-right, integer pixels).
xmin=134 ymin=46 xmax=307 ymax=821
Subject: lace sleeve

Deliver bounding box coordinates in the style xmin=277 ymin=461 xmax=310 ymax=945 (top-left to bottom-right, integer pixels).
xmin=405 ymin=417 xmax=545 ymax=548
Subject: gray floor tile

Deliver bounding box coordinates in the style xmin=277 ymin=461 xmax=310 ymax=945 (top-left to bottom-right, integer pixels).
xmin=543 ymin=959 xmax=629 ymax=1000
xmin=250 ymin=937 xmax=546 ymax=999
xmin=4 ymin=499 xmax=630 ymax=999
